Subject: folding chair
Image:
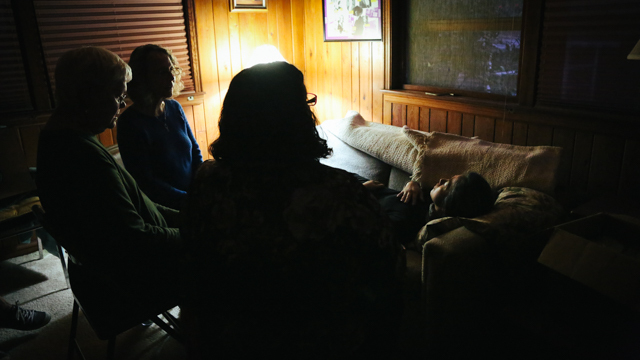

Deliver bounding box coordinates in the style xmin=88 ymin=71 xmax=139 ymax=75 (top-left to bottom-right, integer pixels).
xmin=32 ymin=205 xmax=183 ymax=360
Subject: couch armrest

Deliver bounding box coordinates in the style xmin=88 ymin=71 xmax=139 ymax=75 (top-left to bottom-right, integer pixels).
xmin=422 ymin=227 xmax=497 ymax=322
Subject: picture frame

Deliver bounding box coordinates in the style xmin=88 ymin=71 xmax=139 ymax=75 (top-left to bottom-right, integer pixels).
xmin=323 ymin=0 xmax=382 ymax=42
xmin=229 ymin=0 xmax=267 ymax=13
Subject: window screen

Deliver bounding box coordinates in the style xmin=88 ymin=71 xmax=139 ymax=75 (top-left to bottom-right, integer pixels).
xmin=406 ymin=0 xmax=523 ymax=96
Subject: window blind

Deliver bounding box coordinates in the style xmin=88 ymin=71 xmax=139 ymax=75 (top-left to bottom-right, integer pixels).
xmin=0 ymin=0 xmax=33 ymax=112
xmin=33 ymin=0 xmax=195 ymax=99
xmin=536 ymin=0 xmax=640 ymax=114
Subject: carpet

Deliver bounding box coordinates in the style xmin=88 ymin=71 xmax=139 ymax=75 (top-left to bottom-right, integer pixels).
xmin=0 ymin=251 xmax=186 ymax=360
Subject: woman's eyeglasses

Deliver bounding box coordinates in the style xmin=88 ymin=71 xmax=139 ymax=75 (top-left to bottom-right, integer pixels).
xmin=306 ymin=93 xmax=317 ymax=106
xmin=117 ymin=93 xmax=127 ymax=106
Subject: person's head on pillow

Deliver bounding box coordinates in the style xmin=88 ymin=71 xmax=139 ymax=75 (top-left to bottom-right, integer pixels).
xmin=430 ymin=171 xmax=495 ymax=218
xmin=210 ymin=61 xmax=331 ymax=164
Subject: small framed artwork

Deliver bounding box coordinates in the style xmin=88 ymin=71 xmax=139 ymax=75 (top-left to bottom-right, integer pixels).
xmin=230 ymin=0 xmax=267 ymax=12
xmin=323 ymin=0 xmax=382 ymax=42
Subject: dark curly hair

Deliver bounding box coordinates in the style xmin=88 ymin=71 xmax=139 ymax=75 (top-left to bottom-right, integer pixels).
xmin=443 ymin=172 xmax=495 ymax=218
xmin=210 ymin=61 xmax=331 ymax=163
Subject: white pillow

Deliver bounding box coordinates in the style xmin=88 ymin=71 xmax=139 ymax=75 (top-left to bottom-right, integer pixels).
xmin=321 ymin=111 xmax=417 ymax=173
xmin=404 ymin=128 xmax=563 ymax=195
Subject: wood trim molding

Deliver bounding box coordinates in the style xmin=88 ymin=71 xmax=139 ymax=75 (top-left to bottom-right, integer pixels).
xmin=383 ymin=0 xmax=392 ymax=90
xmin=184 ymin=0 xmax=203 ymax=93
xmin=382 ymin=90 xmax=640 ymax=139
xmin=518 ymin=0 xmax=543 ymax=107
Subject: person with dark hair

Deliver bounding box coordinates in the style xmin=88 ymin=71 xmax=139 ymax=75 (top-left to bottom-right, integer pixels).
xmin=397 ymin=172 xmax=495 ymax=217
xmin=182 ymin=61 xmax=403 ymax=359
xmin=117 ymin=44 xmax=203 ymax=210
xmin=358 ymin=171 xmax=495 ymax=245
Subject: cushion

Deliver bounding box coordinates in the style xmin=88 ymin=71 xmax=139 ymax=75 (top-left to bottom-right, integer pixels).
xmin=320 ymin=111 xmax=417 ymax=174
xmin=318 ymin=125 xmax=392 ymax=184
xmin=415 ymin=187 xmax=564 ymax=250
xmin=403 ymin=128 xmax=563 ymax=195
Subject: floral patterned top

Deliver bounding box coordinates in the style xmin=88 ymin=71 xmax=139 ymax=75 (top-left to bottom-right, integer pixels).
xmin=182 ymin=159 xmax=403 ymax=358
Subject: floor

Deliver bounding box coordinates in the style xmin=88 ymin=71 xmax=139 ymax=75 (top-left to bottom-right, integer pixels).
xmin=0 ymin=250 xmax=186 ymax=360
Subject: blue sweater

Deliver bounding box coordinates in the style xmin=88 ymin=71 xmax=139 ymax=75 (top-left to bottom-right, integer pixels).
xmin=117 ymin=99 xmax=203 ymax=210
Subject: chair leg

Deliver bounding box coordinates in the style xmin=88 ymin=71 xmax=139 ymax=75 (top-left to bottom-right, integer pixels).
xmin=162 ymin=310 xmax=181 ymax=330
xmin=68 ymin=300 xmax=80 ymax=360
xmin=57 ymin=245 xmax=70 ymax=288
xmin=151 ymin=315 xmax=184 ymax=342
xmin=35 ymin=230 xmax=43 ymax=260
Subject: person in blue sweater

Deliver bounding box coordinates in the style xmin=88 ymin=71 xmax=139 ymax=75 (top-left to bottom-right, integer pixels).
xmin=117 ymin=44 xmax=203 ymax=210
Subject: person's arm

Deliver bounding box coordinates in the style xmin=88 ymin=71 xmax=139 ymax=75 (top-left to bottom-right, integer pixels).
xmin=177 ymin=103 xmax=203 ymax=176
xmin=76 ymin=143 xmax=181 ymax=248
xmin=117 ymin=114 xmax=187 ymax=209
xmin=396 ymin=180 xmax=424 ymax=205
xmin=155 ymin=203 xmax=181 ymax=227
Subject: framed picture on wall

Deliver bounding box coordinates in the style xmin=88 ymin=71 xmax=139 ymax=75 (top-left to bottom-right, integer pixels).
xmin=323 ymin=0 xmax=382 ymax=41
xmin=230 ymin=0 xmax=267 ymax=12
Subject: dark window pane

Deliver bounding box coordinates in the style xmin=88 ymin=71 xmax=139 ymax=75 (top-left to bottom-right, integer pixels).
xmin=406 ymin=0 xmax=523 ymax=96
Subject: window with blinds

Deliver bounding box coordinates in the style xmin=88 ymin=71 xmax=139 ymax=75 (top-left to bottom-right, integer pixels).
xmin=0 ymin=0 xmax=33 ymax=113
xmin=33 ymin=0 xmax=195 ymax=101
xmin=536 ymin=0 xmax=640 ymax=114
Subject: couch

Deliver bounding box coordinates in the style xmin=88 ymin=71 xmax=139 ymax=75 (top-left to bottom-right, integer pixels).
xmin=318 ymin=111 xmax=565 ymax=343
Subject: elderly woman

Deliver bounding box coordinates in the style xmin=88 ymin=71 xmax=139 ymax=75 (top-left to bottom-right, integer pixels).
xmin=36 ymin=46 xmax=184 ymax=308
xmin=117 ymin=44 xmax=202 ymax=210
xmin=182 ymin=62 xmax=403 ymax=359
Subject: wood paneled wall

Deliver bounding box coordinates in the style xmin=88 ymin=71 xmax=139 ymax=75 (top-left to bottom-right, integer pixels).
xmin=383 ymin=91 xmax=640 ymax=207
xmin=192 ymin=0 xmax=385 ymax=160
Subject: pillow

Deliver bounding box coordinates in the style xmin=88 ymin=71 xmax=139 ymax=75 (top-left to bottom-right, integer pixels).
xmin=321 ymin=111 xmax=417 ymax=173
xmin=404 ymin=128 xmax=563 ymax=195
xmin=318 ymin=125 xmax=392 ymax=184
xmin=414 ymin=187 xmax=564 ymax=250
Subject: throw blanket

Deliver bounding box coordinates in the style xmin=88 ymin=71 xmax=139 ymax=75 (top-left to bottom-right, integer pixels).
xmin=320 ymin=111 xmax=417 ymax=173
xmin=404 ymin=128 xmax=562 ymax=194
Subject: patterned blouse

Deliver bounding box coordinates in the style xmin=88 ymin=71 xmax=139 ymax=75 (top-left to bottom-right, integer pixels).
xmin=182 ymin=159 xmax=403 ymax=358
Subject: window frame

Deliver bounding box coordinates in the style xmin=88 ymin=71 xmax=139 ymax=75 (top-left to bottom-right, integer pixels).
xmin=385 ymin=0 xmax=544 ymax=107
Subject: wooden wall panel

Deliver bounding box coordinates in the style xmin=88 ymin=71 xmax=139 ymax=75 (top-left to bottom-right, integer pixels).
xmin=462 ymin=114 xmax=475 ymax=137
xmin=448 ymin=112 xmax=462 ymax=135
xmin=570 ymin=132 xmax=593 ymax=197
xmin=474 ymin=116 xmax=494 ymax=142
xmin=494 ymin=119 xmax=513 ymax=144
xmin=619 ymin=140 xmax=640 ymax=197
xmin=372 ymin=42 xmax=385 ymax=124
xmin=512 ymin=122 xmax=528 ymax=146
xmin=418 ymin=107 xmax=429 ymax=131
xmin=359 ymin=42 xmax=372 ymax=123
xmin=526 ymin=124 xmax=553 ymax=146
xmin=552 ymin=128 xmax=576 ymax=199
xmin=430 ymin=109 xmax=447 ymax=133
xmin=392 ymin=103 xmax=405 ymax=127
xmin=588 ymin=135 xmax=625 ymax=195
xmin=406 ymin=105 xmax=419 ymax=129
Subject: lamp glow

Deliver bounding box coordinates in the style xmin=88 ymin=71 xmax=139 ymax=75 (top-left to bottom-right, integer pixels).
xmin=246 ymin=45 xmax=287 ymax=68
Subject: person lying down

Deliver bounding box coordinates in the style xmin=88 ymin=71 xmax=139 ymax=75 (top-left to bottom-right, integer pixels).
xmin=355 ymin=171 xmax=495 ymax=245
